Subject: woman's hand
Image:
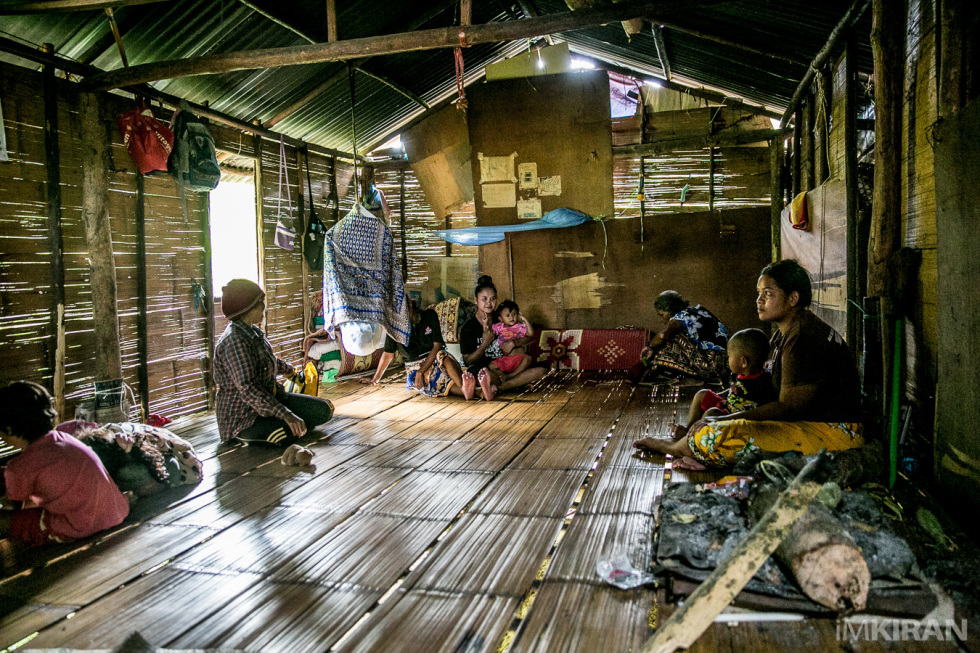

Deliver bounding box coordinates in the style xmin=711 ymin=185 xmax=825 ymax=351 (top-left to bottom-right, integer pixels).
xmin=413 ymin=372 xmax=424 ymax=390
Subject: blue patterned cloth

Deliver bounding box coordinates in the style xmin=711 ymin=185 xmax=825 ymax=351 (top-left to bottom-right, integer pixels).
xmin=323 ymin=204 xmax=411 ymax=345
xmin=672 ymin=304 xmax=729 ymax=351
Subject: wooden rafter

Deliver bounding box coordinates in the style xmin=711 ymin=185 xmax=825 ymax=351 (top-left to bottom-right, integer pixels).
xmin=355 ymin=67 xmax=430 ymax=110
xmin=0 ymin=0 xmax=169 ymax=13
xmin=651 ymin=24 xmax=671 ymax=81
xmin=236 ymin=0 xmax=317 ymax=44
xmin=82 ymin=0 xmax=726 ymax=90
xmin=613 ymin=127 xmax=790 ymax=157
xmin=326 ymin=0 xmax=337 ymax=42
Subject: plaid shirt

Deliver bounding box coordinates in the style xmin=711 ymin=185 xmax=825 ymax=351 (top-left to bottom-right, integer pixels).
xmin=213 ymin=320 xmax=295 ymax=441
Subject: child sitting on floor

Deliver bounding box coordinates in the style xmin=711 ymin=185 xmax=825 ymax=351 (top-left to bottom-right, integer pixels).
xmin=0 ymin=382 xmax=129 ymax=546
xmin=669 ymin=328 xmax=776 ymax=439
xmin=489 ymin=300 xmax=533 ymax=378
xmin=59 ymin=420 xmax=204 ymax=497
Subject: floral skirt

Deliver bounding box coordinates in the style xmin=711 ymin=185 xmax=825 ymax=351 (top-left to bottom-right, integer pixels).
xmin=651 ymin=335 xmax=729 ymax=383
xmin=406 ymin=350 xmax=455 ymax=397
xmin=688 ymin=419 xmax=864 ymax=467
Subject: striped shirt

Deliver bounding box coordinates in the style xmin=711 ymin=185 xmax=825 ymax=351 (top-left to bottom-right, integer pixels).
xmin=213 ymin=320 xmax=295 ymax=442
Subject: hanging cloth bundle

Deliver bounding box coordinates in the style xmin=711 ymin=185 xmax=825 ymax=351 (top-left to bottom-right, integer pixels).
xmin=304 ymin=153 xmax=327 ymax=270
xmin=274 ymin=136 xmax=296 ymax=250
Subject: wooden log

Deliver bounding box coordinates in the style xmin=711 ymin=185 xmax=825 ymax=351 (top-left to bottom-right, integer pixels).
xmin=83 ymin=0 xmax=728 ymax=90
xmin=749 ymin=483 xmax=871 ymax=611
xmin=641 ymin=452 xmax=831 ymax=653
xmin=326 ymin=0 xmax=337 ymax=42
xmin=844 ymin=30 xmax=860 ymax=348
xmin=770 ymin=135 xmax=783 ymax=262
xmin=612 ymin=128 xmax=789 ymax=157
xmin=78 ymin=91 xmax=123 ymax=384
xmin=0 ymin=0 xmax=168 ymax=13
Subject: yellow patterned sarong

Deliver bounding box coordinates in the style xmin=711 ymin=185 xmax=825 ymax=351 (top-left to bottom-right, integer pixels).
xmin=688 ymin=419 xmax=864 ymax=467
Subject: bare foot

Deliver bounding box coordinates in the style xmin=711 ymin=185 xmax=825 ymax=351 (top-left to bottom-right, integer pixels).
xmin=632 ymin=437 xmax=665 ymax=453
xmin=667 ymin=422 xmax=688 ymax=440
xmin=673 ymin=456 xmax=707 ymax=471
xmin=478 ymin=368 xmax=496 ymax=401
xmin=462 ymin=371 xmax=476 ymax=400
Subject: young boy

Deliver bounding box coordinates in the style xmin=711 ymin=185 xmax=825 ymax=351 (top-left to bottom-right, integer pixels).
xmin=489 ymin=300 xmax=533 ymax=378
xmin=0 ymin=382 xmax=129 ymax=546
xmin=669 ymin=328 xmax=776 ymax=439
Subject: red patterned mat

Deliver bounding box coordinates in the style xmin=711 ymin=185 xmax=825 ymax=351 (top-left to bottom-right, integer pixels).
xmin=530 ymin=328 xmax=648 ymax=371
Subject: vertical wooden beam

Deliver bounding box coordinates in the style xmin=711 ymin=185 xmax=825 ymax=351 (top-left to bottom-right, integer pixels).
xmin=806 ymin=97 xmax=816 ymax=191
xmin=326 ymin=0 xmax=337 ymax=42
xmin=135 ymin=172 xmax=150 ymax=420
xmin=298 ymin=146 xmax=310 ymax=336
xmin=819 ymin=65 xmax=833 ymax=184
xmin=460 ymin=0 xmax=471 ymax=26
xmin=78 ymin=91 xmax=122 ymax=382
xmin=845 ymin=30 xmax=860 ymax=348
xmin=708 ymin=147 xmax=715 ymax=212
xmin=938 ymin=0 xmax=966 ymax=117
xmin=200 ymin=184 xmax=215 ymax=408
xmin=792 ymin=105 xmax=802 ymax=198
xmin=399 ymin=168 xmax=408 ymax=283
xmin=329 ymin=155 xmax=339 ymax=224
xmin=42 ymin=43 xmax=66 ymax=417
xmin=770 ymin=136 xmax=783 ymax=262
xmin=639 ymin=156 xmax=646 ymax=248
xmin=253 ymin=133 xmax=266 ymax=290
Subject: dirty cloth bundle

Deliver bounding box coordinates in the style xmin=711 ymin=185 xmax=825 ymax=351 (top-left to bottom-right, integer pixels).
xmin=322 ymin=203 xmax=411 ymax=346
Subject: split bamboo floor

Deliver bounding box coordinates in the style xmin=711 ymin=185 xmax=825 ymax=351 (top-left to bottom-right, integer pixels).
xmin=0 ymin=372 xmax=955 ymax=652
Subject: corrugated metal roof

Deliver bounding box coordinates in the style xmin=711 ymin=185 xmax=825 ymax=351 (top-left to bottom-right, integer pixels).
xmin=0 ymin=0 xmax=874 ymax=153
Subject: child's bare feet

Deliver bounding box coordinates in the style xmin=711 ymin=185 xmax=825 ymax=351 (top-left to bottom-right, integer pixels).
xmin=667 ymin=422 xmax=688 ymax=440
xmin=462 ymin=371 xmax=476 ymax=400
xmin=478 ymin=368 xmax=496 ymax=401
xmin=673 ymin=456 xmax=707 ymax=471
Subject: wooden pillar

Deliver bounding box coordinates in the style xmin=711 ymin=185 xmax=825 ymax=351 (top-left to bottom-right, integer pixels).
xmin=135 ymin=172 xmax=150 ymax=420
xmin=399 ymin=168 xmax=408 ymax=283
xmin=298 ymin=146 xmax=310 ymax=335
xmin=792 ymin=105 xmax=802 ymax=197
xmin=806 ymin=97 xmax=816 ymax=191
xmin=819 ymin=65 xmax=833 ymax=184
xmin=938 ymin=0 xmax=967 ymax=117
xmin=770 ymin=136 xmax=783 ymax=262
xmin=326 ymin=0 xmax=337 ymax=42
xmin=42 ymin=43 xmax=66 ymax=418
xmin=845 ymin=30 xmax=860 ymax=348
xmin=253 ymin=133 xmax=266 ymax=290
xmin=200 ymin=184 xmax=215 ymax=408
xmin=78 ymin=91 xmax=123 ymax=382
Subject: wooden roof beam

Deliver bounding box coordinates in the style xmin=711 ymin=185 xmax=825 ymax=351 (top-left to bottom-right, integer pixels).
xmin=355 ymin=67 xmax=430 ymax=110
xmin=82 ymin=0 xmax=726 ymax=90
xmin=0 ymin=0 xmax=169 ymax=13
xmin=236 ymin=0 xmax=318 ymax=44
xmin=651 ymin=24 xmax=671 ymax=81
xmin=613 ymin=127 xmax=791 ymax=157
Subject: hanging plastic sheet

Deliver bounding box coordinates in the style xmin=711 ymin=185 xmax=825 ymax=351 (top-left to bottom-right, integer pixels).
xmin=432 ymin=208 xmax=592 ymax=246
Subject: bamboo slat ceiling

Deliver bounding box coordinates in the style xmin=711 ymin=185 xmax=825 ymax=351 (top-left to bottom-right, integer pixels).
xmin=0 ymin=0 xmax=874 ymax=155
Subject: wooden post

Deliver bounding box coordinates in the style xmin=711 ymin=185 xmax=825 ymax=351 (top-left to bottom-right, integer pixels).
xmin=326 ymin=0 xmax=337 ymax=42
xmin=770 ymin=136 xmax=783 ymax=262
xmin=792 ymin=105 xmax=802 ymax=198
xmin=298 ymin=146 xmax=310 ymax=336
xmin=845 ymin=30 xmax=860 ymax=348
xmin=78 ymin=91 xmax=123 ymax=383
xmin=200 ymin=183 xmax=215 ymax=409
xmin=42 ymin=43 xmax=66 ymax=418
xmin=938 ymin=0 xmax=966 ymax=118
xmin=639 ymin=156 xmax=646 ymax=248
xmin=805 ymin=96 xmax=816 ymax=191
xmin=329 ymin=155 xmax=339 ymax=224
xmin=708 ymin=147 xmax=715 ymax=212
xmin=819 ymin=64 xmax=833 ymax=184
xmin=399 ymin=168 xmax=408 ymax=283
xmin=253 ymin=133 xmax=266 ymax=291
xmin=135 ymin=172 xmax=150 ymax=420
xmin=460 ymin=0 xmax=471 ymax=26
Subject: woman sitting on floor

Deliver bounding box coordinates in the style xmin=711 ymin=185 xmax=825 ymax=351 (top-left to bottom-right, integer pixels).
xmin=637 ymin=290 xmax=730 ymax=385
xmin=459 ymin=275 xmax=547 ymax=400
xmin=361 ymin=301 xmax=481 ymax=400
xmin=633 ymin=260 xmax=864 ymax=469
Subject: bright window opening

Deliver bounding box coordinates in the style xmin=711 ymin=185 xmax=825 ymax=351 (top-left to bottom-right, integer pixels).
xmin=209 ymin=179 xmax=259 ymax=297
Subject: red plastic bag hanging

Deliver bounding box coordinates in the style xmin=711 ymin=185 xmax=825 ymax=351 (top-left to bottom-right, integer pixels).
xmin=117 ymin=103 xmax=175 ymax=174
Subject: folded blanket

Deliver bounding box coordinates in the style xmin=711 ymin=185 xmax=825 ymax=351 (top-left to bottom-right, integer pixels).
xmin=323 ymin=204 xmax=411 ymax=345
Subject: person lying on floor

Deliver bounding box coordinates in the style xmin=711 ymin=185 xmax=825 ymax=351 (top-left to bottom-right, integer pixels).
xmin=213 ymin=279 xmax=334 ymax=448
xmin=58 ymin=420 xmax=203 ymax=498
xmin=459 ymin=275 xmax=547 ymax=400
xmin=360 ymin=300 xmax=483 ymax=400
xmin=0 ymin=382 xmax=129 ymax=547
xmin=667 ymin=328 xmax=777 ymax=439
xmin=635 ymin=290 xmax=730 ymax=385
xmin=633 ymin=260 xmax=864 ymax=470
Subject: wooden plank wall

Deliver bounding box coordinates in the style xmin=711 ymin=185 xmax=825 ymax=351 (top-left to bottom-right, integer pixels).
xmin=0 ymin=63 xmax=211 ymax=420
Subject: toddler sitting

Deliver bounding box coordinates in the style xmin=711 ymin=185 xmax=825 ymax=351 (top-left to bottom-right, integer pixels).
xmin=489 ymin=300 xmax=533 ymax=377
xmin=670 ymin=328 xmax=777 ymax=438
xmin=0 ymin=382 xmax=129 ymax=546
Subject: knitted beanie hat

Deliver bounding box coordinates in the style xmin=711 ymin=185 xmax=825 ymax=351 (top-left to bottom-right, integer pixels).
xmin=221 ymin=279 xmax=265 ymax=320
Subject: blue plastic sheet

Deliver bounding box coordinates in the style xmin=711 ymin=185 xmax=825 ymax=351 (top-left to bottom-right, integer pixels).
xmin=433 ymin=208 xmax=592 ymax=245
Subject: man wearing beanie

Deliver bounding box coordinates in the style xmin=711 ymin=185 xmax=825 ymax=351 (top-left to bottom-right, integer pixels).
xmin=212 ymin=279 xmax=333 ymax=447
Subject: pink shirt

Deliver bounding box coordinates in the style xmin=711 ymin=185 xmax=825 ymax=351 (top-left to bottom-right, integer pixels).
xmin=4 ymin=431 xmax=130 ymax=541
xmin=492 ymin=321 xmax=527 ymax=343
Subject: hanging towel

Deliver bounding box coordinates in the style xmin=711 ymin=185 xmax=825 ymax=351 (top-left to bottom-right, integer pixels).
xmin=433 ymin=208 xmax=592 ymax=246
xmin=323 ymin=204 xmax=411 ymax=345
xmin=789 ymin=191 xmax=809 ymax=231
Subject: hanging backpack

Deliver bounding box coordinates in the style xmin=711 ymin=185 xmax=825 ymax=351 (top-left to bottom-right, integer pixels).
xmin=117 ymin=101 xmax=174 ymax=175
xmin=274 ymin=136 xmax=296 ymax=251
xmin=168 ymin=99 xmax=220 ymax=193
xmin=303 ymin=154 xmax=327 ymax=270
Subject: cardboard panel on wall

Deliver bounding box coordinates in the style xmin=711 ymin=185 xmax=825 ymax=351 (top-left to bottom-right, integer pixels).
xmin=780 ymin=178 xmax=848 ymax=338
xmin=403 ymin=105 xmax=474 ymax=220
xmin=508 ymin=207 xmax=771 ymax=333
